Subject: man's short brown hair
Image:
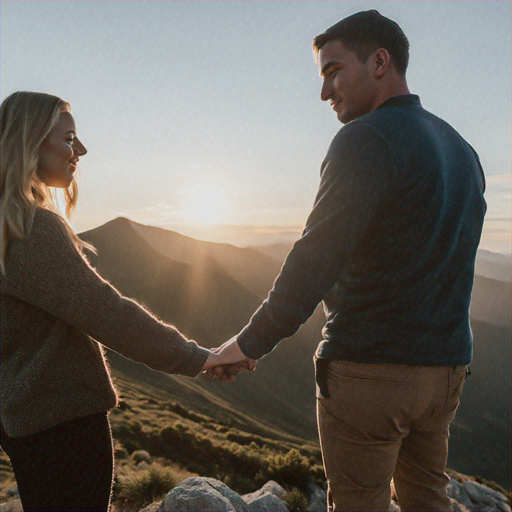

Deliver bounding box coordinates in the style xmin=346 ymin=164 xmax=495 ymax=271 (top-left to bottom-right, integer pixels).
xmin=313 ymin=10 xmax=410 ymax=77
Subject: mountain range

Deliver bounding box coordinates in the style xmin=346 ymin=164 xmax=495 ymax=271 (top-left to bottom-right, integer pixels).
xmin=79 ymin=218 xmax=511 ymax=489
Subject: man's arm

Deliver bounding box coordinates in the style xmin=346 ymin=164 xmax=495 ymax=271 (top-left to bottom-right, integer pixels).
xmin=220 ymin=122 xmax=395 ymax=364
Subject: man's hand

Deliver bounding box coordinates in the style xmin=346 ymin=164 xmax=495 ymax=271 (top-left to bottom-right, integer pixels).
xmin=203 ymin=337 xmax=257 ymax=383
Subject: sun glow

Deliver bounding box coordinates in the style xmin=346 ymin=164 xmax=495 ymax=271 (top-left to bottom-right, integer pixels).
xmin=183 ymin=183 xmax=230 ymax=225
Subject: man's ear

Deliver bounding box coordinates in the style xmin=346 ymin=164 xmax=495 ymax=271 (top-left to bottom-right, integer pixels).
xmin=373 ymin=48 xmax=391 ymax=79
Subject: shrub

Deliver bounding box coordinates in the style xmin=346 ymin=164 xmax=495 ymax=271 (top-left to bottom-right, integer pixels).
xmin=131 ymin=449 xmax=151 ymax=464
xmin=111 ymin=420 xmax=145 ymax=453
xmin=310 ymin=463 xmax=326 ymax=485
xmin=116 ymin=463 xmax=178 ymax=510
xmin=225 ymin=430 xmax=264 ymax=447
xmin=259 ymin=449 xmax=312 ymax=492
xmin=164 ymin=401 xmax=210 ymax=423
xmin=284 ymin=488 xmax=309 ymax=512
xmin=114 ymin=441 xmax=129 ymax=460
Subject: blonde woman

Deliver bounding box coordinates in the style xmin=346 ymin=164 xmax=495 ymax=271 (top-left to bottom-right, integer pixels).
xmin=0 ymin=91 xmax=241 ymax=512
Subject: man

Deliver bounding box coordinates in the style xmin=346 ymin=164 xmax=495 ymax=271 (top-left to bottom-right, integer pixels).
xmin=211 ymin=10 xmax=486 ymax=512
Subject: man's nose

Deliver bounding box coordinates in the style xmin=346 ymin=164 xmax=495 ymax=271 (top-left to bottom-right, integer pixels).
xmin=74 ymin=138 xmax=87 ymax=156
xmin=320 ymin=80 xmax=332 ymax=102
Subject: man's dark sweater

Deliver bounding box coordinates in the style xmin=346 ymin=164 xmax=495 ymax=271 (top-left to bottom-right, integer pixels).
xmin=237 ymin=95 xmax=486 ymax=366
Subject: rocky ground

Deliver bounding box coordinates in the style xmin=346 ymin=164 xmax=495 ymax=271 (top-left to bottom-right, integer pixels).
xmin=2 ymin=475 xmax=510 ymax=512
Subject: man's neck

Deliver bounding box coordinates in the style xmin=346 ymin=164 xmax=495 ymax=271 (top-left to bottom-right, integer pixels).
xmin=378 ymin=80 xmax=410 ymax=105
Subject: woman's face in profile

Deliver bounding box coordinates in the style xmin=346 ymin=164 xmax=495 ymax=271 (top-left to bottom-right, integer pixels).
xmin=37 ymin=112 xmax=87 ymax=188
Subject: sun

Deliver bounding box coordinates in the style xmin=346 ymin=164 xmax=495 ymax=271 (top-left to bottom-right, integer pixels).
xmin=184 ymin=183 xmax=229 ymax=225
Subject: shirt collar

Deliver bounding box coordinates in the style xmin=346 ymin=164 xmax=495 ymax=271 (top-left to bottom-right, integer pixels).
xmin=376 ymin=94 xmax=421 ymax=111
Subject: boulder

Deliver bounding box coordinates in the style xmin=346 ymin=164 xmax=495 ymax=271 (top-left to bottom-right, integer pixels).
xmin=463 ymin=481 xmax=511 ymax=512
xmin=242 ymin=490 xmax=289 ymax=512
xmin=447 ymin=479 xmax=474 ymax=510
xmin=159 ymin=477 xmax=249 ymax=512
xmin=451 ymin=498 xmax=472 ymax=512
xmin=307 ymin=483 xmax=327 ymax=512
xmin=260 ymin=480 xmax=287 ymax=499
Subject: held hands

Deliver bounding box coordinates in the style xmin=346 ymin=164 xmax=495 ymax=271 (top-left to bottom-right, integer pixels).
xmin=201 ymin=336 xmax=257 ymax=383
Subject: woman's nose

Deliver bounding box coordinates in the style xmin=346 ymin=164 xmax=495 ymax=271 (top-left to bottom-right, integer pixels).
xmin=74 ymin=138 xmax=87 ymax=156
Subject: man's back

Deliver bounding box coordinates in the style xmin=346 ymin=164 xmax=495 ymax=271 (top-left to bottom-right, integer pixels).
xmin=318 ymin=94 xmax=487 ymax=366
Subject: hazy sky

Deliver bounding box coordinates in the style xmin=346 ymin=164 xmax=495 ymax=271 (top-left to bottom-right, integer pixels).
xmin=1 ymin=0 xmax=511 ymax=253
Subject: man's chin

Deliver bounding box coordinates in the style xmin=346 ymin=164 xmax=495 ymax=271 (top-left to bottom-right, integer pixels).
xmin=337 ymin=112 xmax=350 ymax=124
xmin=338 ymin=109 xmax=361 ymax=124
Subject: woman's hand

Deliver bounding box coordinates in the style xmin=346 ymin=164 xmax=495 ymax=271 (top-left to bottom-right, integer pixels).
xmin=201 ymin=337 xmax=257 ymax=383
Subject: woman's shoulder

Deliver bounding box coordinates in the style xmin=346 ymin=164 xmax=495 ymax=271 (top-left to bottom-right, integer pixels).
xmin=33 ymin=207 xmax=68 ymax=234
xmin=34 ymin=206 xmax=62 ymax=223
xmin=16 ymin=208 xmax=75 ymax=254
xmin=3 ymin=209 xmax=69 ymax=281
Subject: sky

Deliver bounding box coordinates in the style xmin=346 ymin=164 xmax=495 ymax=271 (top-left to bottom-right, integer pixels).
xmin=1 ymin=0 xmax=511 ymax=254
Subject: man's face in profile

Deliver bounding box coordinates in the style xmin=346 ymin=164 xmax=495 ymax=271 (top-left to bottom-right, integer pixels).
xmin=318 ymin=40 xmax=379 ymax=124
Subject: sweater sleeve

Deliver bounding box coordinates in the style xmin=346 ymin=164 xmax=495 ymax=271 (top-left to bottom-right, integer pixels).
xmin=237 ymin=123 xmax=395 ymax=360
xmin=2 ymin=209 xmax=209 ymax=377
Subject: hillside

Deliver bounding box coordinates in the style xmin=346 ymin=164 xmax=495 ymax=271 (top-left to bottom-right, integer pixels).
xmin=80 ymin=218 xmax=511 ymax=488
xmin=475 ymin=249 xmax=511 ymax=283
xmin=80 ymin=218 xmax=323 ymax=440
xmin=449 ymin=320 xmax=511 ymax=486
xmin=130 ymin=220 xmax=284 ymax=300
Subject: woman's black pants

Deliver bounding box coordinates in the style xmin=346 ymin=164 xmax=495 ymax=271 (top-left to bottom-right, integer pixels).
xmin=1 ymin=412 xmax=113 ymax=512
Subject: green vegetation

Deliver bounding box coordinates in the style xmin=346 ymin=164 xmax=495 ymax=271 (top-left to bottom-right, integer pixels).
xmin=131 ymin=450 xmax=151 ymax=465
xmin=1 ymin=371 xmax=508 ymax=510
xmin=284 ymin=488 xmax=310 ymax=512
xmin=115 ymin=462 xmax=186 ymax=511
xmin=257 ymin=449 xmax=315 ymax=492
xmin=107 ymin=372 xmax=324 ymax=499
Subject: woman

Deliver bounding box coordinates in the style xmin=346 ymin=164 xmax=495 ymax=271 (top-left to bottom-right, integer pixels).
xmin=0 ymin=91 xmax=234 ymax=511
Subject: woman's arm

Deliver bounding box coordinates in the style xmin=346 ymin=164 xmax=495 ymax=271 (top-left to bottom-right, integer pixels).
xmin=2 ymin=209 xmax=209 ymax=377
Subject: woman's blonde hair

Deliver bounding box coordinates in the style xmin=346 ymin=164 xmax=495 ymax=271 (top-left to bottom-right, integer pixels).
xmin=1 ymin=91 xmax=93 ymax=273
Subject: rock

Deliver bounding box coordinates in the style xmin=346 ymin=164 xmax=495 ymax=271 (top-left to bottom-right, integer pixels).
xmin=451 ymin=498 xmax=472 ymax=512
xmin=242 ymin=490 xmax=289 ymax=512
xmin=140 ymin=501 xmax=161 ymax=512
xmin=159 ymin=477 xmax=249 ymax=512
xmin=201 ymin=478 xmax=250 ymax=512
xmin=463 ymin=481 xmax=511 ymax=512
xmin=0 ymin=500 xmax=23 ymax=512
xmin=260 ymin=481 xmax=287 ymax=499
xmin=447 ymin=479 xmax=474 ymax=510
xmin=307 ymin=483 xmax=327 ymax=512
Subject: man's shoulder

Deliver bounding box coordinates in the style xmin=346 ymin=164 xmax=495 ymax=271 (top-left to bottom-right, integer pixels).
xmin=329 ymin=121 xmax=386 ymax=151
xmin=347 ymin=100 xmax=468 ymax=153
xmin=357 ymin=98 xmax=457 ymax=136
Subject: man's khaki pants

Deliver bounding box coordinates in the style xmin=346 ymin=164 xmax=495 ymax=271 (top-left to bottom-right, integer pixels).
xmin=315 ymin=359 xmax=467 ymax=512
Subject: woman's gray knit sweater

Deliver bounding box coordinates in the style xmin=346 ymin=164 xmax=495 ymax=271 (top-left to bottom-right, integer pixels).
xmin=1 ymin=208 xmax=209 ymax=437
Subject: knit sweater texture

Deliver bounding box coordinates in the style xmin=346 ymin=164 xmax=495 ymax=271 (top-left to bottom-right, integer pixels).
xmin=237 ymin=95 xmax=486 ymax=366
xmin=1 ymin=208 xmax=209 ymax=437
